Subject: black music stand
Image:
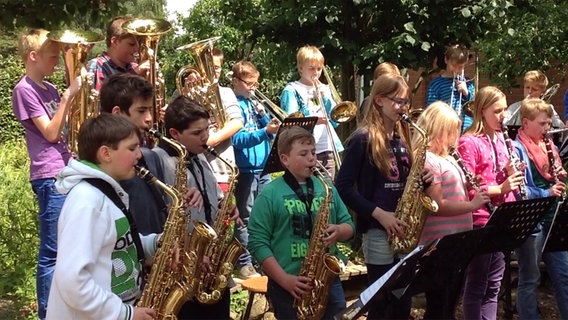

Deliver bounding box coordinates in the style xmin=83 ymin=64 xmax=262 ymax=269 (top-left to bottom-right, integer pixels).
xmin=399 ymin=227 xmax=494 ymax=319
xmin=480 ymin=197 xmax=556 ymax=253
xmin=543 ymin=200 xmax=568 ymax=253
xmin=261 ymin=116 xmax=318 ymax=176
xmin=333 ymin=243 xmax=435 ymax=320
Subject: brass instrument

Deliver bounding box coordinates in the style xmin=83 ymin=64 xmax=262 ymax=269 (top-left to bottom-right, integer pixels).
xmin=194 ymin=145 xmax=245 ymax=304
xmin=250 ymin=90 xmax=303 ymax=121
xmin=389 ymin=113 xmax=439 ymax=253
xmin=122 ymin=18 xmax=172 ymax=128
xmin=176 ymin=36 xmax=227 ymax=129
xmin=542 ymin=83 xmax=560 ymax=103
xmin=502 ymin=124 xmax=528 ymax=200
xmin=47 ymin=30 xmax=104 ymax=154
xmin=136 ymin=165 xmax=217 ymax=317
xmin=294 ymin=161 xmax=342 ymax=320
xmin=449 ymin=147 xmax=495 ymax=212
xmin=313 ymin=77 xmax=343 ymax=175
xmin=322 ymin=66 xmax=357 ymax=123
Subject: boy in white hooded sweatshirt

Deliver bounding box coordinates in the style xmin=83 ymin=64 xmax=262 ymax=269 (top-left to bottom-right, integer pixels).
xmin=47 ymin=114 xmax=159 ymax=320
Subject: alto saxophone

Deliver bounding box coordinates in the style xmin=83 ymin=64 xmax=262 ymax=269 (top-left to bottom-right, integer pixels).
xmin=136 ymin=132 xmax=217 ymax=317
xmin=194 ymin=146 xmax=245 ymax=304
xmin=294 ymin=163 xmax=342 ymax=320
xmin=389 ymin=114 xmax=439 ymax=253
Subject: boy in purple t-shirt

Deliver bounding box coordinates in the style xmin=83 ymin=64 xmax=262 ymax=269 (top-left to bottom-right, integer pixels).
xmin=11 ymin=28 xmax=80 ymax=319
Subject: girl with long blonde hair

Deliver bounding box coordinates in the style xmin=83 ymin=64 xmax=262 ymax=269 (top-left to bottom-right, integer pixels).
xmin=457 ymin=86 xmax=524 ymax=319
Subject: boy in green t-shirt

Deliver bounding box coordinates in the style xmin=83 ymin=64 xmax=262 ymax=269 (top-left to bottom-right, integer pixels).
xmin=248 ymin=126 xmax=354 ymax=319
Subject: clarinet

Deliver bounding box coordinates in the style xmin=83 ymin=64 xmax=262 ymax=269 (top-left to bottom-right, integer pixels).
xmin=543 ymin=133 xmax=566 ymax=200
xmin=502 ymin=125 xmax=528 ymax=200
xmin=449 ymin=147 xmax=496 ymax=212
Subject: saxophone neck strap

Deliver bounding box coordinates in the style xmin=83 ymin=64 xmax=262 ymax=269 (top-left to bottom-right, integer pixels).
xmin=283 ymin=170 xmax=315 ymax=234
xmin=84 ymin=178 xmax=146 ymax=265
xmin=187 ymin=156 xmax=213 ymax=224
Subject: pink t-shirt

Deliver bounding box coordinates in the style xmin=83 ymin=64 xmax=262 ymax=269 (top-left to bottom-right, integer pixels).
xmin=458 ymin=133 xmax=516 ymax=227
xmin=419 ymin=152 xmax=473 ymax=245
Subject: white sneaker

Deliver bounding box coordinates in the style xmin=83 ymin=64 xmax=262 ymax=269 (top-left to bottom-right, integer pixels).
xmin=238 ymin=264 xmax=261 ymax=280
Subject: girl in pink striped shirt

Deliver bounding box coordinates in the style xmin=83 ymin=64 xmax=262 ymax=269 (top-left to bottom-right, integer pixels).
xmin=414 ymin=101 xmax=490 ymax=319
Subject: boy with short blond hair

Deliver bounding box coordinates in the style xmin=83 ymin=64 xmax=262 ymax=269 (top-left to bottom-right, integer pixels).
xmin=513 ymin=97 xmax=568 ymax=320
xmin=88 ymin=16 xmax=142 ymax=91
xmin=231 ymin=60 xmax=280 ymax=279
xmin=280 ymin=45 xmax=344 ymax=178
xmin=248 ymin=126 xmax=354 ymax=319
xmin=505 ymin=70 xmax=564 ymax=129
xmin=47 ymin=113 xmax=158 ymax=320
xmin=12 ymin=28 xmax=81 ymax=319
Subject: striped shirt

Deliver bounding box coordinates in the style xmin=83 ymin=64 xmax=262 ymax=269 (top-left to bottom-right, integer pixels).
xmin=419 ymin=152 xmax=473 ymax=245
xmin=426 ymin=76 xmax=475 ymax=131
xmin=87 ymin=52 xmax=137 ymax=91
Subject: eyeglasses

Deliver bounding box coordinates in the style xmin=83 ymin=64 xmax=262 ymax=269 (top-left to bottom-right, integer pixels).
xmin=235 ymin=76 xmax=259 ymax=88
xmin=386 ymin=96 xmax=410 ymax=107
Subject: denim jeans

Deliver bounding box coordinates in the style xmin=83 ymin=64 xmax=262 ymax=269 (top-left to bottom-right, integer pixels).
xmin=462 ymin=251 xmax=505 ymax=320
xmin=31 ymin=178 xmax=66 ymax=319
xmin=515 ymin=221 xmax=568 ymax=320
xmin=234 ymin=172 xmax=270 ymax=267
xmin=267 ymin=276 xmax=346 ymax=319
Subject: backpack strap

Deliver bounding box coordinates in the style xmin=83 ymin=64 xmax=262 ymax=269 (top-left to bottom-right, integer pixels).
xmin=84 ymin=178 xmax=146 ymax=265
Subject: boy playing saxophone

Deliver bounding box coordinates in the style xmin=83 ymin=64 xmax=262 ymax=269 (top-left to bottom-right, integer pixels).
xmin=248 ymin=126 xmax=354 ymax=319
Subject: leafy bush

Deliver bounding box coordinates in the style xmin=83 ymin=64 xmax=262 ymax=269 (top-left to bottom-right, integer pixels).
xmin=0 ymin=140 xmax=38 ymax=300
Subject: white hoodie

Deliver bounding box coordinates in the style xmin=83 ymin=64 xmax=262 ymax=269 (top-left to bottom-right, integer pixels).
xmin=47 ymin=159 xmax=158 ymax=320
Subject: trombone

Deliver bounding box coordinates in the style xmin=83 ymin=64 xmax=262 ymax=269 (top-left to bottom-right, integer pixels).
xmin=322 ymin=66 xmax=357 ymax=123
xmin=249 ymin=90 xmax=303 ymax=121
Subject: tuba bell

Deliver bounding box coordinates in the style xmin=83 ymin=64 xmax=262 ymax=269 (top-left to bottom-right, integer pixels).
xmin=47 ymin=30 xmax=104 ymax=154
xmin=176 ymin=36 xmax=227 ymax=129
xmin=122 ymin=18 xmax=172 ymax=129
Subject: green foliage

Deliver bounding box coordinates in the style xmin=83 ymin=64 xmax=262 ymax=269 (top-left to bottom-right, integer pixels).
xmin=230 ymin=289 xmax=250 ymax=318
xmin=0 ymin=52 xmax=25 ymax=144
xmin=0 ymin=140 xmax=38 ymax=300
xmin=0 ymin=1 xmax=123 ymax=30
xmin=477 ymin=0 xmax=568 ymax=88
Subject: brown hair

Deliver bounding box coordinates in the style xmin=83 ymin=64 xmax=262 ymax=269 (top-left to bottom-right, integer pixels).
xmin=78 ymin=113 xmax=141 ymax=163
xmin=232 ymin=60 xmax=259 ymax=79
xmin=445 ymin=44 xmax=469 ymax=64
xmin=106 ymin=16 xmax=135 ymax=48
xmin=357 ymin=74 xmax=412 ymax=177
xmin=277 ymin=126 xmax=315 ymax=156
xmin=523 ymin=70 xmax=548 ymax=90
xmin=373 ymin=62 xmax=401 ymax=80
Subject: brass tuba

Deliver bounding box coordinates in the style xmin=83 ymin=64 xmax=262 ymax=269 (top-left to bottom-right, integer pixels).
xmin=47 ymin=30 xmax=104 ymax=154
xmin=176 ymin=36 xmax=227 ymax=129
xmin=389 ymin=113 xmax=439 ymax=253
xmin=122 ymin=18 xmax=172 ymax=128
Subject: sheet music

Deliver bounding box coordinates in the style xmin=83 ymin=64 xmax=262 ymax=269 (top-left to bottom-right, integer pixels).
xmin=360 ymin=245 xmax=424 ymax=304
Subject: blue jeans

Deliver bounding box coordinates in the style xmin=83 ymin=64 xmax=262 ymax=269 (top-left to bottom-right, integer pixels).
xmin=31 ymin=178 xmax=66 ymax=319
xmin=515 ymin=221 xmax=568 ymax=320
xmin=267 ymin=276 xmax=346 ymax=319
xmin=462 ymin=251 xmax=505 ymax=320
xmin=234 ymin=172 xmax=270 ymax=267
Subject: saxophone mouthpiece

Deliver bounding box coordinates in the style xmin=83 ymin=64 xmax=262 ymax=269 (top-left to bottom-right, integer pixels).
xmin=202 ymin=144 xmax=217 ymax=157
xmin=147 ymin=127 xmax=162 ymax=139
xmin=400 ymin=113 xmax=411 ymax=123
